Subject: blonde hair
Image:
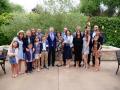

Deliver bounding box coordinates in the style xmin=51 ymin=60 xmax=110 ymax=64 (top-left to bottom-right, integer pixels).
xmin=76 ymin=26 xmax=81 ymax=31
xmin=37 ymin=29 xmax=42 ymax=31
xmin=49 ymin=27 xmax=54 ymax=32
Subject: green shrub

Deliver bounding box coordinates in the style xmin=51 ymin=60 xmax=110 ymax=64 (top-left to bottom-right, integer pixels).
xmin=91 ymin=17 xmax=120 ymax=48
xmin=0 ymin=13 xmax=13 ymax=26
xmin=0 ymin=12 xmax=87 ymax=45
xmin=0 ymin=31 xmax=9 ymax=45
xmin=0 ymin=13 xmax=120 ymax=48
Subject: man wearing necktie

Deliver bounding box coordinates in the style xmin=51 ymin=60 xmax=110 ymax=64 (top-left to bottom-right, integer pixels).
xmin=47 ymin=27 xmax=56 ymax=67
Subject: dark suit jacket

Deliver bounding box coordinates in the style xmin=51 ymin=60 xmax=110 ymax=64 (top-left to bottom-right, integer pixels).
xmin=89 ymin=32 xmax=94 ymax=49
xmin=25 ymin=49 xmax=35 ymax=62
xmin=47 ymin=32 xmax=56 ymax=48
xmin=23 ymin=36 xmax=34 ymax=52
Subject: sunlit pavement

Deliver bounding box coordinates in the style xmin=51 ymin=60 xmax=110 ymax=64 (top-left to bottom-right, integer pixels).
xmin=0 ymin=61 xmax=120 ymax=90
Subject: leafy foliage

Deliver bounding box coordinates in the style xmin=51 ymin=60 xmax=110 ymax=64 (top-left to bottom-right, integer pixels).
xmin=32 ymin=0 xmax=79 ymax=14
xmin=80 ymin=0 xmax=101 ymax=16
xmin=79 ymin=0 xmax=120 ymax=16
xmin=0 ymin=31 xmax=9 ymax=45
xmin=91 ymin=17 xmax=120 ymax=47
xmin=0 ymin=0 xmax=24 ymax=15
xmin=10 ymin=3 xmax=25 ymax=13
xmin=102 ymin=0 xmax=120 ymax=16
xmin=0 ymin=13 xmax=13 ymax=26
xmin=0 ymin=0 xmax=12 ymax=14
xmin=0 ymin=12 xmax=87 ymax=45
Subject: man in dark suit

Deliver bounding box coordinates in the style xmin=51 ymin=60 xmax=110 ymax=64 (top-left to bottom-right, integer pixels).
xmin=23 ymin=30 xmax=34 ymax=53
xmin=87 ymin=26 xmax=93 ymax=66
xmin=23 ymin=30 xmax=35 ymax=72
xmin=47 ymin=27 xmax=56 ymax=67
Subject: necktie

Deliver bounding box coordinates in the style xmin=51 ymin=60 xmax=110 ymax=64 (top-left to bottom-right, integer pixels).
xmin=51 ymin=33 xmax=54 ymax=41
xmin=28 ymin=37 xmax=30 ymax=44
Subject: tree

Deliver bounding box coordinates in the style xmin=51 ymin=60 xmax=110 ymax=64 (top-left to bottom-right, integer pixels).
xmin=32 ymin=4 xmax=45 ymax=14
xmin=80 ymin=0 xmax=101 ymax=16
xmin=32 ymin=0 xmax=77 ymax=14
xmin=10 ymin=3 xmax=24 ymax=13
xmin=0 ymin=0 xmax=12 ymax=14
xmin=0 ymin=31 xmax=9 ymax=45
xmin=0 ymin=0 xmax=24 ymax=14
xmin=102 ymin=0 xmax=120 ymax=16
xmin=79 ymin=0 xmax=120 ymax=16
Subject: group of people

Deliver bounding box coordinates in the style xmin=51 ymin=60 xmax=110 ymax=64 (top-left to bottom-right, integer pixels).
xmin=7 ymin=25 xmax=103 ymax=78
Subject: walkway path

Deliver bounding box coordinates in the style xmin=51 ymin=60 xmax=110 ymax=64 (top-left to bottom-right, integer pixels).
xmin=0 ymin=61 xmax=120 ymax=90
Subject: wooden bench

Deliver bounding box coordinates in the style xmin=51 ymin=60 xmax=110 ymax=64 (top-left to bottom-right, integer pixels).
xmin=0 ymin=49 xmax=7 ymax=74
xmin=116 ymin=50 xmax=120 ymax=74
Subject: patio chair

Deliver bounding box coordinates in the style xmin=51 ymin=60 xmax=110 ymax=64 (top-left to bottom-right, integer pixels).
xmin=116 ymin=50 xmax=120 ymax=75
xmin=0 ymin=49 xmax=7 ymax=74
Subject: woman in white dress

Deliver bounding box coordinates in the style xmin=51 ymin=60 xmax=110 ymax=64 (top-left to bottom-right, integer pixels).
xmin=82 ymin=30 xmax=90 ymax=69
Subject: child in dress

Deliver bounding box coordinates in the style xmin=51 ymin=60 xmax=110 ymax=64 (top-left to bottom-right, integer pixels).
xmin=34 ymin=36 xmax=42 ymax=71
xmin=8 ymin=41 xmax=19 ymax=78
xmin=25 ymin=43 xmax=35 ymax=73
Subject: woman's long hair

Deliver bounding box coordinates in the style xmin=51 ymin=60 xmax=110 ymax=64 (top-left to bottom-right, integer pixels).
xmin=56 ymin=32 xmax=62 ymax=38
xmin=85 ymin=30 xmax=89 ymax=42
xmin=66 ymin=30 xmax=71 ymax=36
xmin=17 ymin=32 xmax=24 ymax=41
xmin=76 ymin=30 xmax=82 ymax=39
xmin=11 ymin=41 xmax=19 ymax=48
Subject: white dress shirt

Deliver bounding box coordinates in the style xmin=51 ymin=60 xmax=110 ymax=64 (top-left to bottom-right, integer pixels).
xmin=64 ymin=35 xmax=73 ymax=47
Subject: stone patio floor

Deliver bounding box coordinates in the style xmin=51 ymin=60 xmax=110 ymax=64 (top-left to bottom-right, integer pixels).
xmin=0 ymin=61 xmax=120 ymax=90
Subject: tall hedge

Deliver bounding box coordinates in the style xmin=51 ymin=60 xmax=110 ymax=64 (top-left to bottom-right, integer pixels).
xmin=91 ymin=17 xmax=120 ymax=48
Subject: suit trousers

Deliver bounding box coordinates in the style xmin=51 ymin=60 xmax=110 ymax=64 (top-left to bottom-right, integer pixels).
xmin=48 ymin=47 xmax=55 ymax=66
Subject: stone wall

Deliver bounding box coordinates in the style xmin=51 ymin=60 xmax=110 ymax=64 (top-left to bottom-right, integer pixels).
xmin=101 ymin=51 xmax=117 ymax=61
xmin=101 ymin=45 xmax=120 ymax=61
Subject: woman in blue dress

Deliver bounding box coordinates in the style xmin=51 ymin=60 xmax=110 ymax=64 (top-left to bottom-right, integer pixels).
xmin=12 ymin=30 xmax=25 ymax=74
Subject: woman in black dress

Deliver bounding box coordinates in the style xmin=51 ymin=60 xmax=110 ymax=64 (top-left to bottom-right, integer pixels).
xmin=73 ymin=30 xmax=83 ymax=68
